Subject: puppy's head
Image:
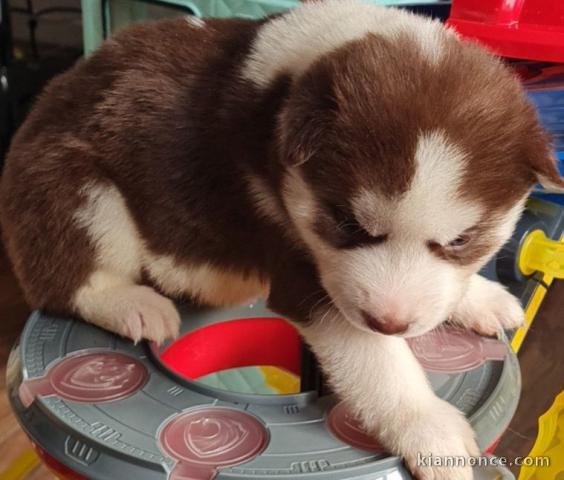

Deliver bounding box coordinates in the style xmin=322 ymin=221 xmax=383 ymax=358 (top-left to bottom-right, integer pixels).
xmin=278 ymin=30 xmax=563 ymax=337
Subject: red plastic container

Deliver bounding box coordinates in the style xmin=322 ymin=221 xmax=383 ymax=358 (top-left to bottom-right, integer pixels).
xmin=161 ymin=317 xmax=301 ymax=380
xmin=448 ymin=0 xmax=564 ymax=62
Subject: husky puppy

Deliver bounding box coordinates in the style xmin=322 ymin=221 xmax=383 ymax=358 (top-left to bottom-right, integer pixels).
xmin=2 ymin=1 xmax=562 ymax=478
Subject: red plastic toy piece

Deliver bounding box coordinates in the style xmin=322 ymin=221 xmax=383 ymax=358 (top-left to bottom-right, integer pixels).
xmin=160 ymin=407 xmax=268 ymax=480
xmin=448 ymin=0 xmax=564 ymax=63
xmin=160 ymin=317 xmax=301 ymax=380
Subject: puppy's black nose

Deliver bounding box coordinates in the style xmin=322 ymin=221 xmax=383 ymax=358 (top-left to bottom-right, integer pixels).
xmin=361 ymin=311 xmax=409 ymax=335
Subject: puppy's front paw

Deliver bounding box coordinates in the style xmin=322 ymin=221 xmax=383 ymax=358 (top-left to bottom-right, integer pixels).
xmin=119 ymin=285 xmax=181 ymax=344
xmin=451 ymin=276 xmax=524 ymax=336
xmin=401 ymin=399 xmax=479 ymax=480
xmin=78 ymin=284 xmax=182 ymax=345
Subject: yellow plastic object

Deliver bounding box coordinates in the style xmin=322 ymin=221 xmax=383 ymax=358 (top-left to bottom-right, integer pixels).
xmin=519 ymin=230 xmax=564 ymax=279
xmin=518 ymin=391 xmax=564 ymax=480
xmin=512 ymin=284 xmax=549 ymax=353
xmin=0 ymin=448 xmax=40 ymax=480
xmin=512 ymin=230 xmax=564 ymax=353
xmin=259 ymin=366 xmax=300 ymax=394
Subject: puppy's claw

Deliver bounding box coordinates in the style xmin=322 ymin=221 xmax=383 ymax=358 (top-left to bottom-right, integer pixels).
xmin=77 ymin=283 xmax=181 ymax=344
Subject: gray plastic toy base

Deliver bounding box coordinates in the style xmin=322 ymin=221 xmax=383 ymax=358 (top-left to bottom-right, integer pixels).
xmin=9 ymin=301 xmax=517 ymax=480
xmin=10 ymin=197 xmax=564 ymax=480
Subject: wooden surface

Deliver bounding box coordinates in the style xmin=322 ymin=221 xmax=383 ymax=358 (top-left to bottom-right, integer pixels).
xmin=496 ymin=280 xmax=564 ymax=475
xmin=0 ymin=240 xmax=562 ymax=478
xmin=0 ymin=242 xmax=54 ymax=479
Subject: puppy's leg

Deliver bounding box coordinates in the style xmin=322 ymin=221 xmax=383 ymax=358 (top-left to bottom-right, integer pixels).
xmin=144 ymin=255 xmax=269 ymax=308
xmin=69 ymin=182 xmax=181 ymax=343
xmin=450 ymin=274 xmax=524 ymax=336
xmin=1 ymin=148 xmax=180 ymax=343
xmin=268 ymin=260 xmax=478 ymax=480
xmin=301 ymin=309 xmax=479 ymax=480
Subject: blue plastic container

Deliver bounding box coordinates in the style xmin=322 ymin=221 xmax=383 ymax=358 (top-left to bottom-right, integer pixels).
xmin=524 ymin=64 xmax=564 ymax=203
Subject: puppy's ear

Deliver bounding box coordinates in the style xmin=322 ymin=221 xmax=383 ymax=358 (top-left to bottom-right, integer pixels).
xmin=528 ymin=131 xmax=564 ymax=192
xmin=534 ymin=154 xmax=564 ymax=192
xmin=277 ymin=105 xmax=324 ymax=167
xmin=277 ymin=60 xmax=339 ymax=168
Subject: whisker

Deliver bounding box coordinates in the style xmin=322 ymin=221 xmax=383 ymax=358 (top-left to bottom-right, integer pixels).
xmin=298 ymin=288 xmax=327 ymax=307
xmin=309 ymin=293 xmax=331 ymax=319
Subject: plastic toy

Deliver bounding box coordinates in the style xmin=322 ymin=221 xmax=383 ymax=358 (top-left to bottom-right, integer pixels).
xmin=8 ymin=301 xmax=517 ymax=480
xmin=447 ymin=0 xmax=564 ymax=63
xmin=518 ymin=230 xmax=564 ymax=280
xmin=519 ymin=391 xmax=564 ymax=480
xmin=523 ymin=64 xmax=564 ymax=186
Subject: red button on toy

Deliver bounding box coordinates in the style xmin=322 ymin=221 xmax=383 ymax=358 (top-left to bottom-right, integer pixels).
xmin=159 ymin=407 xmax=268 ymax=480
xmin=19 ymin=352 xmax=148 ymax=407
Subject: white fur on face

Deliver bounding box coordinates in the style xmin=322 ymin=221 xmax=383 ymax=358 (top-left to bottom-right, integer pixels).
xmin=320 ymin=239 xmax=467 ymax=337
xmin=283 ymin=168 xmax=334 ymax=256
xmin=355 ymin=130 xmax=483 ymax=243
xmin=283 ymin=131 xmax=523 ymax=337
xmin=241 ymin=0 xmax=447 ymax=88
xmin=489 ymin=195 xmax=528 ymax=251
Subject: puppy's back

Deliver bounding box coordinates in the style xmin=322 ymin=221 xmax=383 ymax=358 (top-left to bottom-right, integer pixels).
xmin=0 ymin=16 xmax=263 ymax=312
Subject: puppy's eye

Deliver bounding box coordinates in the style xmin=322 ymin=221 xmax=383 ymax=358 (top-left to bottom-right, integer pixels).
xmin=446 ymin=234 xmax=471 ymax=249
xmin=327 ymin=204 xmax=387 ymax=248
xmin=329 ymin=204 xmax=363 ymax=234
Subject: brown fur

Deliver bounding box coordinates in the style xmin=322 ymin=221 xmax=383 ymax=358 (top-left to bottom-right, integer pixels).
xmin=278 ymin=33 xmax=558 ymax=265
xmin=282 ymin=33 xmax=548 ymax=206
xmin=1 ymin=17 xmax=289 ymax=313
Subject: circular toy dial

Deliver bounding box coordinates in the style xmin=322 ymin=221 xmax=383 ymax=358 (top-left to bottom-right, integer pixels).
xmin=327 ymin=401 xmax=386 ymax=453
xmin=407 ymin=325 xmax=507 ymax=373
xmin=159 ymin=407 xmax=268 ymax=480
xmin=18 ymin=352 xmax=148 ymax=407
